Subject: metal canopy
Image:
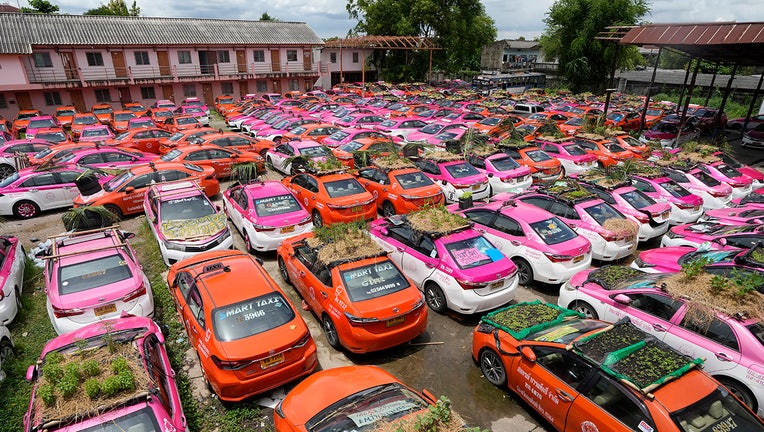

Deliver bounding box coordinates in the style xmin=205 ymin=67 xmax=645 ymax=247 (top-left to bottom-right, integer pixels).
xmin=323 ymin=35 xmax=441 ymax=50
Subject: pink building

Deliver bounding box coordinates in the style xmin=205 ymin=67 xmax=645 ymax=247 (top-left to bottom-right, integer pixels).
xmin=0 ymin=13 xmax=324 ymax=119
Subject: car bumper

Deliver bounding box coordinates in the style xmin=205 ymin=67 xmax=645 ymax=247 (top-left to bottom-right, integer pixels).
xmin=161 ymin=234 xmax=235 ymax=266
xmin=443 ymin=184 xmax=490 ymax=203
xmin=730 ymin=185 xmax=752 ymax=199
xmin=590 ymin=236 xmax=638 ymax=261
xmin=337 ymin=308 xmax=428 ymax=354
xmin=698 ymin=192 xmax=731 ymax=211
xmin=47 ymin=297 xmax=154 ymax=336
xmin=660 ymin=236 xmax=702 ymax=249
xmin=488 ymin=177 xmax=533 ymax=195
xmin=322 ymin=206 xmax=377 ymax=225
xmin=0 ymin=286 xmax=19 ymax=325
xmin=440 ymin=275 xmax=519 ymax=314
xmin=668 ymin=203 xmax=703 ymax=224
xmin=637 ymin=221 xmax=670 ymax=242
xmin=247 ymin=223 xmax=314 ymax=252
xmin=533 ymin=255 xmax=593 ymax=284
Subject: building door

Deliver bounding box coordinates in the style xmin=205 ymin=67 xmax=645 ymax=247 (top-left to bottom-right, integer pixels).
xmin=111 ymin=51 xmax=128 ymax=78
xmin=60 ymin=52 xmax=78 ymax=80
xmin=118 ymin=87 xmax=132 ymax=105
xmin=272 ymin=80 xmax=281 ymax=94
xmin=156 ymin=51 xmax=171 ymax=76
xmin=303 ymin=50 xmax=312 ymax=72
xmin=162 ymin=85 xmax=175 ymax=102
xmin=199 ymin=51 xmax=217 ymax=75
xmin=202 ymin=83 xmax=214 ymax=107
xmin=236 ymin=50 xmax=247 ymax=73
xmin=238 ymin=81 xmax=249 ymax=98
xmin=270 ymin=50 xmax=281 ymax=72
xmin=14 ymin=92 xmax=32 ymax=110
xmin=69 ymin=90 xmax=86 ymax=113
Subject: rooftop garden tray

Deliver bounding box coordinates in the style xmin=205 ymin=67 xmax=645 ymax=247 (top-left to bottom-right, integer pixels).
xmin=405 ymin=206 xmax=471 ymax=236
xmin=481 ymin=300 xmax=583 ymax=340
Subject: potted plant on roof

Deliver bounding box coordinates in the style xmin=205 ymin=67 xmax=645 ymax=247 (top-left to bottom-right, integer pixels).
xmin=458 ymin=191 xmax=473 ymax=210
xmin=61 ymin=205 xmax=119 ymax=232
xmin=230 ymin=161 xmax=260 ymax=184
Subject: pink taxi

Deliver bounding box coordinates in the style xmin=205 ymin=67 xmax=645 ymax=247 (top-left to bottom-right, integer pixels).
xmin=24 ymin=116 xmax=60 ymax=140
xmin=699 ymin=161 xmax=753 ymax=199
xmin=703 ymin=205 xmax=764 ymax=225
xmin=321 ymin=128 xmax=395 ymax=148
xmin=537 ymin=139 xmax=598 ymax=175
xmin=78 ymin=124 xmax=115 ymax=143
xmin=662 ymin=165 xmax=733 ymax=210
xmin=56 ymin=147 xmax=158 ymax=170
xmin=661 ymin=221 xmax=764 ymax=249
xmin=465 ymin=151 xmax=532 ymax=195
xmin=631 ymin=174 xmax=704 ymax=224
xmin=413 ymin=154 xmax=489 ymax=203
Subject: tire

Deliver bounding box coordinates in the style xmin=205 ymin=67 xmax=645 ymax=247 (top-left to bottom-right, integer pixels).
xmin=424 ymin=282 xmax=447 ymax=314
xmin=312 ymin=210 xmax=323 ymax=228
xmin=277 ymin=256 xmax=292 ymax=286
xmin=13 ymin=200 xmax=39 ymax=219
xmin=560 ymin=166 xmax=566 ymax=177
xmin=243 ymin=231 xmax=255 ymax=254
xmin=596 ymin=161 xmax=605 ymax=169
xmin=0 ymin=338 xmax=13 ymax=364
xmin=571 ymin=300 xmax=598 ymax=319
xmin=103 ymin=204 xmax=123 ymax=220
xmin=381 ymin=201 xmax=396 ymax=217
xmin=322 ymin=315 xmax=342 ymax=350
xmin=266 ymin=156 xmax=274 ymax=170
xmin=513 ymin=258 xmax=534 ymax=286
xmin=259 ymin=148 xmax=269 ymax=159
xmin=479 ymin=349 xmax=507 ymax=387
xmin=718 ymin=377 xmax=756 ymax=412
xmin=0 ymin=165 xmax=14 ymax=180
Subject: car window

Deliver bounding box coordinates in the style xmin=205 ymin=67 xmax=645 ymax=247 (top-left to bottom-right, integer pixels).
xmin=186 ymin=151 xmax=209 ymax=161
xmin=162 ymin=170 xmax=191 ymax=181
xmin=619 ymin=190 xmax=655 ymax=209
xmin=464 ymin=209 xmax=496 ymax=227
xmin=530 ymin=217 xmax=578 ymax=245
xmin=323 ymin=178 xmax=365 ymax=198
xmin=725 ymin=236 xmax=763 ymax=249
xmin=187 ymin=286 xmax=205 ymax=329
xmin=143 ymin=334 xmax=173 ymax=414
xmin=444 ymin=235 xmax=497 ymax=270
xmin=387 ymin=225 xmax=416 ymax=248
xmin=254 ymin=194 xmax=301 ymax=217
xmin=664 ymin=169 xmax=687 ymax=184
xmin=493 ymin=215 xmax=524 ymax=237
xmin=394 ymin=171 xmax=432 ymax=189
xmin=627 ymin=293 xmax=682 ymax=322
xmin=532 ymin=346 xmax=594 ymax=388
xmin=104 ymin=152 xmax=134 ymax=163
xmin=584 ymin=203 xmax=624 ymax=225
xmin=490 ymin=156 xmax=521 ymax=171
xmin=21 ymin=173 xmax=57 ymax=187
xmin=679 ymin=315 xmax=739 ymax=351
xmin=340 ymin=260 xmax=410 ymax=302
xmin=58 ymin=254 xmax=133 ymax=294
xmin=126 ymin=173 xmax=155 ymax=190
xmin=583 ymin=374 xmax=655 ymax=431
xmin=57 ymin=171 xmax=80 ymax=183
xmin=212 ymin=292 xmax=295 ymax=341
xmin=519 ymin=196 xmax=553 ymax=211
xmin=160 ymin=195 xmax=214 ymax=220
xmin=631 ymin=178 xmax=655 ymax=193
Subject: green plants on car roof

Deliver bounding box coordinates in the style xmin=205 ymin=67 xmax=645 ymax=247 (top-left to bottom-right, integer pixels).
xmin=230 ymin=162 xmax=261 ymax=184
xmin=482 ymin=301 xmax=582 ymax=339
xmin=61 ymin=205 xmax=119 ymax=232
xmin=586 ymin=266 xmax=644 ymax=289
xmin=407 ymin=205 xmax=470 ymax=235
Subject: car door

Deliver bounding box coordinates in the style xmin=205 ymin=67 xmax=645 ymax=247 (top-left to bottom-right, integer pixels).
xmin=662 ymin=312 xmax=741 ymax=373
xmin=567 ymin=373 xmax=655 ymax=432
xmin=225 ymin=187 xmax=247 ymax=233
xmin=600 ymin=290 xmax=682 ymax=339
xmin=20 ymin=172 xmax=65 ymax=210
xmin=357 ymin=167 xmax=388 ymax=201
xmin=55 ymin=170 xmax=83 ymax=205
xmin=120 ymin=172 xmax=156 ymax=214
xmin=385 ymin=225 xmax=437 ymax=288
xmin=290 ymin=243 xmax=329 ymax=315
xmin=271 ymin=144 xmax=293 ymax=173
xmin=206 ymin=148 xmax=236 ymax=178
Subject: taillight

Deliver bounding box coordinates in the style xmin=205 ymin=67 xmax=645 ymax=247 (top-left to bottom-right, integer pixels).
xmin=709 ymin=190 xmax=729 ymax=198
xmin=297 ymin=215 xmax=312 ymax=225
xmin=544 ymin=252 xmax=573 ymax=263
xmin=344 ymin=312 xmax=380 ymax=326
xmin=452 ymin=183 xmax=473 ymax=189
xmin=455 ymin=278 xmax=487 ymax=290
xmin=294 ymin=332 xmax=312 ymax=347
xmin=253 ymin=223 xmax=276 ymax=232
xmin=211 ymin=355 xmax=252 ymax=370
xmin=52 ymin=305 xmax=84 ymax=318
xmin=599 ymin=231 xmax=620 ymax=242
xmin=675 ymin=201 xmax=696 ymax=209
xmin=122 ymin=285 xmax=147 ymax=302
xmin=632 ymin=212 xmax=649 ymax=223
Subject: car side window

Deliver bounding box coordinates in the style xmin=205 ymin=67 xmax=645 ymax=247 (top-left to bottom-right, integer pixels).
xmin=627 ymin=293 xmax=682 ymax=322
xmin=588 ymin=187 xmax=616 ymax=205
xmin=679 ymin=315 xmax=739 ymax=351
xmin=207 ymin=149 xmax=230 ymax=160
xmin=467 ymin=154 xmax=485 ymax=169
xmin=291 ymin=174 xmax=308 ymax=189
xmin=80 ymin=154 xmax=105 ymax=165
xmin=143 ymin=334 xmax=173 ymax=414
xmin=358 ymin=168 xmax=377 ymax=182
xmin=153 ymin=130 xmax=172 ymax=138
xmin=543 ymin=145 xmax=559 ymax=154
xmin=493 ymin=215 xmax=524 ymax=237
xmin=532 ymin=346 xmax=594 ymax=388
xmin=725 ymin=237 xmax=760 ymax=249
xmin=583 ymin=375 xmax=655 ymax=431
xmin=463 ymin=209 xmax=496 ymax=227
xmin=665 ymin=170 xmax=687 ymax=183
xmin=175 ymin=273 xmax=194 ymax=300
xmin=126 ymin=173 xmax=155 ymax=190
xmin=388 ymin=225 xmax=416 ymax=248
xmin=104 ymin=152 xmax=133 ymax=163
xmin=187 ymin=286 xmax=205 ymax=329
xmin=186 ymin=151 xmax=209 ymax=161
xmin=519 ymin=196 xmax=553 ymax=211
xmin=135 ymin=131 xmax=153 ymax=139
xmin=232 ymin=189 xmax=248 ymax=209
xmin=163 ymin=170 xmax=190 ymax=181
xmin=414 ymin=235 xmax=438 ymax=258
xmin=57 ymin=171 xmax=80 ymax=184
xmin=632 ymin=179 xmax=655 ymax=193
xmin=422 ymin=161 xmax=440 ymax=175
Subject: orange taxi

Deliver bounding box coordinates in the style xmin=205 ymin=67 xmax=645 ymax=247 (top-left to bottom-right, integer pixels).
xmin=53 ymin=105 xmax=78 ymax=128
xmin=91 ymin=103 xmax=114 ymax=125
xmin=158 ymin=127 xmax=219 ymax=154
xmin=27 ymin=142 xmax=98 ymax=166
xmin=159 ymin=115 xmax=202 ymax=133
xmin=149 ymin=107 xmax=175 ymax=125
xmin=167 ymin=250 xmax=318 ymax=402
xmin=70 ymin=112 xmax=101 ymax=139
xmin=354 ymin=161 xmax=443 ymax=215
xmin=159 ymin=144 xmax=264 ymax=179
xmin=196 ymin=131 xmax=274 ymax=158
xmin=570 ymin=133 xmax=636 ymax=168
xmin=473 ymin=301 xmax=764 ymax=432
xmin=11 ymin=109 xmax=42 ymax=138
xmin=276 ymin=227 xmax=427 ymax=353
xmin=73 ymin=161 xmax=219 ymax=218
xmin=611 ymin=131 xmax=650 ymax=158
xmin=123 ymin=101 xmax=149 ymax=117
xmin=281 ymin=123 xmax=341 ymax=144
xmin=111 ymin=109 xmax=137 ymax=133
xmin=282 ymin=171 xmax=376 ymax=227
xmin=214 ymin=95 xmax=236 ymax=113
xmin=108 ymin=127 xmax=173 ymax=153
xmin=331 ymin=137 xmax=396 ymax=169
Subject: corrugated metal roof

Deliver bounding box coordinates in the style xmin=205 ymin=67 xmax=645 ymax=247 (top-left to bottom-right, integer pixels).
xmin=620 ymin=22 xmax=764 ymax=66
xmin=0 ymin=13 xmax=325 ymax=54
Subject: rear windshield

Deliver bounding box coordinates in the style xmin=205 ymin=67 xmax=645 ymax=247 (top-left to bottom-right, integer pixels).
xmin=584 ymin=202 xmax=625 ymax=225
xmin=115 ymin=113 xmax=135 ymax=121
xmin=324 ymin=178 xmax=366 ymax=198
xmin=28 ymin=119 xmax=56 ymax=129
xmin=73 ymin=116 xmax=98 ymax=125
xmin=177 ymin=117 xmax=198 ymax=125
xmin=563 ymin=145 xmax=587 ymax=156
xmin=694 ymin=171 xmax=721 ymax=187
xmin=604 ymin=143 xmax=626 ymax=153
xmin=299 ymin=146 xmax=329 ymax=157
xmin=715 ymin=163 xmax=743 ymax=179
xmin=82 ymin=128 xmax=110 ymax=137
xmin=530 ymin=217 xmax=577 ymax=245
xmin=254 ymin=194 xmax=302 ymax=217
xmin=79 ymin=407 xmax=160 ymax=432
xmin=212 ymin=292 xmax=295 ymax=341
xmin=394 ymin=172 xmax=434 ymax=190
xmin=670 ymin=388 xmax=763 ymax=432
xmin=445 ymin=235 xmax=500 ymax=269
xmin=340 ymin=260 xmax=410 ymax=302
xmin=444 ymin=162 xmax=480 ymax=179
xmin=660 ymin=181 xmax=692 ymax=198
xmin=525 ymin=150 xmax=552 ymax=162
xmin=489 ymin=156 xmax=521 ymax=171
xmin=619 ymin=190 xmax=655 ymax=209
xmin=58 ymin=254 xmax=133 ymax=294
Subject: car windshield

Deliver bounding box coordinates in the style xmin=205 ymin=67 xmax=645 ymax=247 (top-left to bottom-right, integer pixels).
xmin=562 ymin=145 xmax=587 ymax=156
xmin=394 ymin=171 xmax=434 ymax=189
xmin=28 ymin=119 xmax=56 ymax=129
xmin=694 ymin=171 xmax=722 ymax=186
xmin=444 ymin=235 xmax=499 ymax=270
xmin=418 ymin=124 xmax=443 ymax=134
xmin=289 ymin=126 xmax=307 ymax=135
xmin=340 ymin=260 xmax=410 ymax=302
xmin=444 ymin=162 xmax=480 ymax=179
xmin=0 ymin=173 xmax=19 ymax=187
xmin=73 ymin=116 xmax=98 ymax=125
xmin=38 ymin=131 xmax=67 ymax=142
xmin=324 ymin=178 xmax=366 ymax=198
xmin=115 ymin=113 xmax=135 ymax=121
xmin=660 ymin=181 xmax=692 ymax=198
xmin=299 ymin=146 xmax=329 ymax=157
xmin=83 ymin=128 xmax=110 ymax=137
xmin=525 ymin=150 xmax=552 ymax=162
xmin=670 ymin=387 xmax=763 ymax=432
xmin=78 ymin=407 xmax=161 ymax=432
xmin=160 ymin=195 xmax=214 ymax=220
xmin=530 ymin=217 xmax=577 ymax=245
xmin=677 ymin=250 xmax=737 ymax=265
xmin=177 ymin=117 xmax=198 ymax=125
xmin=306 ymin=383 xmax=429 ymax=432
xmin=584 ymin=202 xmax=625 ymax=225
xmin=113 ymin=132 xmax=130 ymax=141
xmin=254 ymin=194 xmax=302 ymax=217
xmin=619 ymin=190 xmax=655 ymax=209
xmin=489 ymin=156 xmax=521 ymax=171
xmin=56 ymin=109 xmax=76 ymax=116
xmin=93 ymin=108 xmax=112 ymax=115
xmin=212 ymin=292 xmax=295 ymax=341
xmin=58 ymin=254 xmax=133 ymax=295
xmin=327 ymin=131 xmax=349 ymax=141
xmin=604 ymin=143 xmax=626 ymax=153
xmin=104 ymin=171 xmax=134 ymax=192
xmin=338 ymin=141 xmax=364 ymax=152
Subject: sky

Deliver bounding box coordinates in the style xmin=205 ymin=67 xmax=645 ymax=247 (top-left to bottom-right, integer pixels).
xmin=14 ymin=0 xmax=764 ymax=40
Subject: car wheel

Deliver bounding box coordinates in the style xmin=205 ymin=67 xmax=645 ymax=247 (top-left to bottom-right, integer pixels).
xmin=277 ymin=256 xmax=293 ymax=286
xmin=513 ymin=258 xmax=534 ymax=286
xmin=14 ymin=286 xmax=22 ymax=311
xmin=718 ymin=378 xmax=756 ymax=412
xmin=0 ymin=338 xmax=12 ymax=368
xmin=560 ymin=166 xmax=566 ymax=177
xmin=381 ymin=201 xmax=396 ymax=217
xmin=13 ymin=200 xmax=39 ymax=219
xmin=243 ymin=231 xmax=255 ymax=254
xmin=571 ymin=300 xmax=598 ymax=319
xmin=0 ymin=165 xmax=14 ymax=180
xmin=424 ymin=282 xmax=447 ymax=314
xmin=322 ymin=315 xmax=342 ymax=350
xmin=266 ymin=156 xmax=274 ymax=170
xmin=312 ymin=210 xmax=323 ymax=228
xmin=596 ymin=161 xmax=605 ymax=169
xmin=479 ymin=349 xmax=507 ymax=387
xmin=103 ymin=204 xmax=123 ymax=220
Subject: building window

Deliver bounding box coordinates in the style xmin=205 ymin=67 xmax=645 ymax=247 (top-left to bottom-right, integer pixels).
xmin=0 ymin=94 xmax=7 ymax=108
xmin=33 ymin=52 xmax=53 ymax=68
xmin=289 ymin=79 xmax=299 ymax=91
xmin=178 ymin=51 xmax=192 ymax=64
xmin=256 ymin=80 xmax=268 ymax=93
xmin=86 ymin=52 xmax=104 ymax=66
xmin=95 ymin=89 xmax=111 ymax=102
xmin=286 ymin=50 xmax=298 ymax=62
xmin=183 ymin=84 xmax=197 ymax=97
xmin=44 ymin=92 xmax=62 ymax=106
xmin=134 ymin=51 xmax=150 ymax=65
xmin=253 ymin=50 xmax=265 ymax=62
xmin=221 ymin=82 xmax=233 ymax=95
xmin=217 ymin=51 xmax=230 ymax=63
xmin=352 ymin=52 xmax=359 ymax=63
xmin=330 ymin=52 xmax=337 ymax=63
xmin=141 ymin=87 xmax=156 ymax=99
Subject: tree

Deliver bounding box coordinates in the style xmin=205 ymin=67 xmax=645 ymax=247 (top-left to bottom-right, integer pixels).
xmin=20 ymin=0 xmax=59 ymax=13
xmin=259 ymin=12 xmax=278 ymax=21
xmin=540 ymin=0 xmax=648 ymax=93
xmin=346 ymin=0 xmax=496 ymax=79
xmin=84 ymin=0 xmax=140 ymax=16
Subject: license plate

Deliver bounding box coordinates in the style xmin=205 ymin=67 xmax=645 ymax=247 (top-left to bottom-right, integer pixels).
xmin=260 ymin=353 xmax=285 ymax=369
xmin=281 ymin=225 xmax=295 ymax=234
xmin=386 ymin=316 xmax=405 ymax=327
xmin=94 ymin=303 xmax=117 ymax=317
xmin=693 ymin=206 xmax=700 ymax=211
xmin=490 ymin=280 xmax=504 ymax=290
xmin=472 ymin=184 xmax=480 ymax=191
xmin=351 ymin=206 xmax=362 ymax=213
xmin=661 ymin=211 xmax=669 ymax=219
xmin=573 ymin=255 xmax=584 ymax=263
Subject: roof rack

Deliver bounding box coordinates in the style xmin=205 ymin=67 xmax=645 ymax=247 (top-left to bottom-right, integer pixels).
xmin=146 ymin=180 xmax=204 ymax=200
xmin=44 ymin=226 xmax=129 ymax=260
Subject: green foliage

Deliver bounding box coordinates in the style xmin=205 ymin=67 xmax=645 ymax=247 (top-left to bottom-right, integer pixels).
xmin=84 ymin=378 xmax=101 ymax=399
xmin=38 ymin=384 xmax=55 ymax=406
xmin=540 ymin=0 xmax=649 ymax=92
xmin=680 ymin=257 xmax=713 ymax=280
xmin=230 ymin=162 xmax=261 ymax=184
xmin=211 ymin=403 xmax=267 ymax=432
xmin=84 ymin=0 xmax=140 ymax=16
xmin=100 ymin=375 xmax=122 ymax=396
xmin=651 ymin=90 xmax=758 ymax=120
xmin=415 ymin=397 xmax=452 ymax=432
xmin=61 ymin=205 xmax=119 ymax=232
xmin=115 ymin=369 xmax=135 ymax=391
xmin=313 ymin=220 xmax=368 ymax=244
xmin=111 ymin=356 xmax=129 ymax=375
xmin=20 ymin=0 xmax=59 ymax=13
xmin=56 ymin=366 xmax=80 ymax=398
xmin=82 ymin=360 xmax=100 ymax=377
xmin=41 ymin=362 xmax=63 ymax=385
xmin=259 ymin=12 xmax=278 ymax=21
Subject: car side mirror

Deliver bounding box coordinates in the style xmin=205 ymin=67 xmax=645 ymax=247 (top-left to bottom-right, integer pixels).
xmin=255 ymin=257 xmax=264 ymax=265
xmin=378 ymin=227 xmax=388 ymax=235
xmin=26 ymin=365 xmax=37 ymax=382
xmin=122 ymin=231 xmax=135 ymax=240
xmin=520 ymin=346 xmax=536 ymax=362
xmin=714 ymin=238 xmax=727 ymax=246
xmin=613 ymin=294 xmax=631 ymax=304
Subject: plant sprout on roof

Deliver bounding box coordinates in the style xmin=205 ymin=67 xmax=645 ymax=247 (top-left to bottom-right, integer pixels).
xmin=306 ymin=221 xmax=385 ymax=265
xmin=406 ymin=205 xmax=471 ymax=236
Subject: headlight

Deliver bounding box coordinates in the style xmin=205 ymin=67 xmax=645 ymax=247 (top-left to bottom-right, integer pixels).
xmin=665 ymin=230 xmax=681 ymax=239
xmin=164 ymin=241 xmax=186 ymax=251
